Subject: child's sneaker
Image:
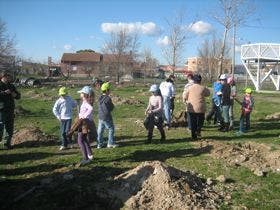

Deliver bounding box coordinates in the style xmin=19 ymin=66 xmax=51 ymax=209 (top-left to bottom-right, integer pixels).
xmin=97 ymin=144 xmax=104 ymax=149
xmin=67 ymin=144 xmax=73 ymax=149
xmin=59 ymin=146 xmax=67 ymax=151
xmin=107 ymin=144 xmax=119 ymax=148
xmin=80 ymin=159 xmax=91 ymax=165
xmin=88 ymin=155 xmax=93 ymax=160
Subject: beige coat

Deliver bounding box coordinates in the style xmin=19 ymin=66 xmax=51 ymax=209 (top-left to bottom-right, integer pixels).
xmin=182 ymin=83 xmax=210 ymax=113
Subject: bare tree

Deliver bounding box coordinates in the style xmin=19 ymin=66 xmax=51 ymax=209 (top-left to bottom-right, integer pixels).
xmin=0 ymin=19 xmax=16 ymax=72
xmin=102 ymin=29 xmax=140 ymax=83
xmin=211 ymin=0 xmax=255 ymax=75
xmin=142 ymin=47 xmax=158 ymax=78
xmin=162 ymin=12 xmax=189 ymax=75
xmin=197 ymin=32 xmax=230 ymax=82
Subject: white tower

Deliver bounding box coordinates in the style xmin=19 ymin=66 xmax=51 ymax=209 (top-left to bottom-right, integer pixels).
xmin=241 ymin=43 xmax=280 ymax=91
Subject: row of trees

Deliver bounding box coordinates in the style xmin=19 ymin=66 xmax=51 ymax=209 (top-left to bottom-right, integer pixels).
xmin=101 ymin=0 xmax=255 ymax=82
xmin=1 ymin=0 xmax=255 ymax=82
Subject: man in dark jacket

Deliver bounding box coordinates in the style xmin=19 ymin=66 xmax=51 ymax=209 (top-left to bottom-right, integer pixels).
xmin=0 ymin=72 xmax=21 ymax=149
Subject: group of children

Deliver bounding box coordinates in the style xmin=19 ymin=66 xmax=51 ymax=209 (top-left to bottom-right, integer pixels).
xmin=52 ymin=82 xmax=118 ymax=165
xmin=53 ymin=75 xmax=254 ymax=165
xmin=207 ymin=74 xmax=254 ymax=134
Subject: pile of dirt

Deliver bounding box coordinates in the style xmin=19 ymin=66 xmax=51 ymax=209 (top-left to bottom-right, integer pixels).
xmin=14 ymin=105 xmax=31 ymax=116
xmin=95 ymin=161 xmax=223 ymax=209
xmin=12 ymin=127 xmax=56 ymax=147
xmin=111 ymin=95 xmax=144 ymax=105
xmin=196 ymin=141 xmax=280 ymax=175
xmin=265 ymin=112 xmax=280 ymax=120
xmin=172 ymin=111 xmax=187 ymax=127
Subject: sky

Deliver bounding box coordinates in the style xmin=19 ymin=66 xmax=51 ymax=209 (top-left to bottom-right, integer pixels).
xmin=1 ymin=0 xmax=280 ymax=65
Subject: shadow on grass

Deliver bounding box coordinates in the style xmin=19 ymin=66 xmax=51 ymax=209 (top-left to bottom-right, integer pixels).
xmin=115 ymin=145 xmax=213 ymax=163
xmin=1 ymin=164 xmax=128 ymax=210
xmin=1 ymin=163 xmax=67 ymax=176
xmin=204 ymin=120 xmax=279 ymax=141
xmin=13 ymin=140 xmax=58 ymax=148
xmin=0 ymin=152 xmax=76 ymax=165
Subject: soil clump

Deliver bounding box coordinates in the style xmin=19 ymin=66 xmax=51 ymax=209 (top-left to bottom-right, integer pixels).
xmin=95 ymin=161 xmax=223 ymax=209
xmin=12 ymin=127 xmax=55 ymax=147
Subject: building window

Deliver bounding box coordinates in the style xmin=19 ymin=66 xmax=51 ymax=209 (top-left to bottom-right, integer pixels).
xmin=72 ymin=66 xmax=77 ymax=71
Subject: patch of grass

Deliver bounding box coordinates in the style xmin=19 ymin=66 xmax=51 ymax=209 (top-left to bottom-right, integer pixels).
xmin=0 ymin=85 xmax=279 ymax=209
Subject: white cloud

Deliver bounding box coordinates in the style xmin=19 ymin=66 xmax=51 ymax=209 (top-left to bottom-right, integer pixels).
xmin=188 ymin=21 xmax=212 ymax=35
xmin=157 ymin=36 xmax=169 ymax=46
xmin=101 ymin=22 xmax=161 ymax=36
xmin=64 ymin=44 xmax=72 ymax=50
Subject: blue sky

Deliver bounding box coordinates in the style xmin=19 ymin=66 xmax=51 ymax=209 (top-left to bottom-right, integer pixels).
xmin=1 ymin=0 xmax=280 ymax=65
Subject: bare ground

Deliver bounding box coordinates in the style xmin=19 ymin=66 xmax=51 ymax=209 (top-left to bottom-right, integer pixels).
xmin=194 ymin=140 xmax=280 ymax=175
xmin=94 ymin=161 xmax=223 ymax=209
xmin=12 ymin=127 xmax=56 ymax=147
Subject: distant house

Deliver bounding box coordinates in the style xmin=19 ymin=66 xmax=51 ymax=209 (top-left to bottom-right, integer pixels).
xmin=60 ymin=51 xmax=142 ymax=78
xmin=186 ymin=57 xmax=232 ymax=74
xmin=158 ymin=65 xmax=190 ymax=78
xmin=61 ymin=52 xmax=103 ymax=77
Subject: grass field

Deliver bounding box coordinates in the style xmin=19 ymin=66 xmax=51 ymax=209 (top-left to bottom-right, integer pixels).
xmin=0 ymin=83 xmax=279 ymax=209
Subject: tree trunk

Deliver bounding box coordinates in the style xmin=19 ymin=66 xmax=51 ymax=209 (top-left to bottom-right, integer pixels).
xmin=218 ymin=27 xmax=228 ymax=75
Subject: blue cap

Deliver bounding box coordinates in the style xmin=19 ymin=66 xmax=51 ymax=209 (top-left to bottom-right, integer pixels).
xmin=77 ymin=86 xmax=92 ymax=95
xmin=149 ymin=84 xmax=159 ymax=92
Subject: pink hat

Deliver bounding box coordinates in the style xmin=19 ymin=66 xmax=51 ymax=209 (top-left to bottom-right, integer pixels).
xmin=227 ymin=76 xmax=234 ymax=84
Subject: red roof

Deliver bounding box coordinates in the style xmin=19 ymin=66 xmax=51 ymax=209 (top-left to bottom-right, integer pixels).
xmin=61 ymin=52 xmax=101 ymax=62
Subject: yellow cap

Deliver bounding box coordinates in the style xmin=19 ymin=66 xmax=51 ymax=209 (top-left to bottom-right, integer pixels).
xmin=245 ymin=88 xmax=252 ymax=94
xmin=101 ymin=82 xmax=111 ymax=92
xmin=58 ymin=87 xmax=68 ymax=96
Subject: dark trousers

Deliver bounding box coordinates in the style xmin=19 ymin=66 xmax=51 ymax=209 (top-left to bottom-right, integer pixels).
xmin=206 ymin=99 xmax=222 ymax=124
xmin=239 ymin=112 xmax=251 ymax=132
xmin=77 ymin=132 xmax=92 ymax=160
xmin=145 ymin=114 xmax=165 ymax=142
xmin=0 ymin=111 xmax=14 ymax=147
xmin=189 ymin=112 xmax=205 ymax=139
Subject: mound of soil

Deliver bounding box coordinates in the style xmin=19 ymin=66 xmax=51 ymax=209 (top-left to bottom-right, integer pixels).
xmin=172 ymin=111 xmax=187 ymax=127
xmin=12 ymin=127 xmax=55 ymax=146
xmin=112 ymin=95 xmax=144 ymax=105
xmin=265 ymin=112 xmax=280 ymax=120
xmin=197 ymin=141 xmax=280 ymax=174
xmin=95 ymin=161 xmax=223 ymax=209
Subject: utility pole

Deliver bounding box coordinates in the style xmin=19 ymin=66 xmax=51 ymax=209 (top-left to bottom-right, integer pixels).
xmin=232 ymin=24 xmax=236 ymax=78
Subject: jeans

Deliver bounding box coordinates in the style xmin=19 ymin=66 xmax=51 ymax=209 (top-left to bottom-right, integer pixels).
xmin=97 ymin=119 xmax=115 ymax=147
xmin=239 ymin=112 xmax=250 ymax=132
xmin=222 ymin=105 xmax=230 ymax=123
xmin=189 ymin=112 xmax=205 ymax=139
xmin=60 ymin=119 xmax=72 ymax=147
xmin=162 ymin=96 xmax=171 ymax=126
xmin=229 ymin=104 xmax=234 ymax=127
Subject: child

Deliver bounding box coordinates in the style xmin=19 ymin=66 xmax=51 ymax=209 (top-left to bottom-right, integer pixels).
xmin=144 ymin=84 xmax=165 ymax=144
xmin=77 ymin=86 xmax=94 ymax=165
xmin=53 ymin=87 xmax=77 ymax=150
xmin=236 ymin=88 xmax=254 ymax=133
xmin=97 ymin=82 xmax=118 ymax=148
